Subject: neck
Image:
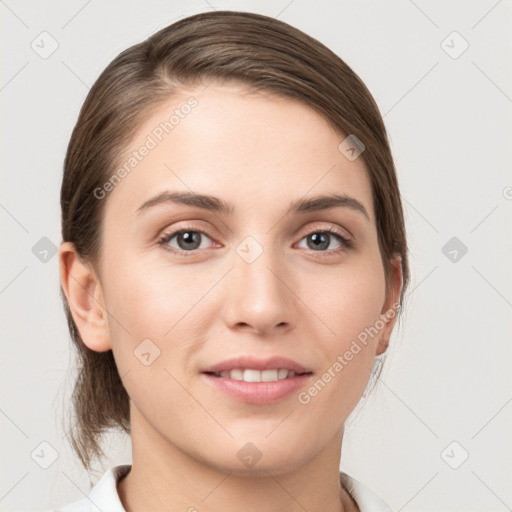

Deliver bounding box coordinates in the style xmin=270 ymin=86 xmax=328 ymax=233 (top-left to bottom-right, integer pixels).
xmin=118 ymin=406 xmax=359 ymax=512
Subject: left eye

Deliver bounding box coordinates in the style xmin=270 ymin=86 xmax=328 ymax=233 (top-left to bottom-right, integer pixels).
xmin=297 ymin=230 xmax=348 ymax=251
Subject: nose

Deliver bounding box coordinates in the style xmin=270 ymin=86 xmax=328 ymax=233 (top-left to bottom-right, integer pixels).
xmin=221 ymin=244 xmax=297 ymax=336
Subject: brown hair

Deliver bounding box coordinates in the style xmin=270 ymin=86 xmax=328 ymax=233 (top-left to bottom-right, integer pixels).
xmin=60 ymin=10 xmax=409 ymax=471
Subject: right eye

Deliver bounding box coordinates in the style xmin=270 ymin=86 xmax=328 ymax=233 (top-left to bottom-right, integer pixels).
xmin=158 ymin=228 xmax=217 ymax=256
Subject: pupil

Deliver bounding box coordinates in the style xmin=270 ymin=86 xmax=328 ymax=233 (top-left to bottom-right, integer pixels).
xmin=179 ymin=231 xmax=200 ymax=250
xmin=309 ymin=233 xmax=329 ymax=250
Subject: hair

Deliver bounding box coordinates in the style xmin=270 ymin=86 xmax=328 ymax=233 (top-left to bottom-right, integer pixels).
xmin=60 ymin=10 xmax=410 ymax=471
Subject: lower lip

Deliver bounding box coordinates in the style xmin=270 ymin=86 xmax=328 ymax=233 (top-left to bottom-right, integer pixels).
xmin=201 ymin=373 xmax=312 ymax=404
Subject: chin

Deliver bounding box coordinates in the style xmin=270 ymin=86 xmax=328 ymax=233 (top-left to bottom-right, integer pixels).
xmin=198 ymin=436 xmax=316 ymax=477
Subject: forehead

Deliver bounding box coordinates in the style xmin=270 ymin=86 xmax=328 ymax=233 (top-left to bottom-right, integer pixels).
xmin=103 ymin=82 xmax=374 ymax=222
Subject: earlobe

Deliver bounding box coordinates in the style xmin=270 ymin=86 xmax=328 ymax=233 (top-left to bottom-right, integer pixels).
xmin=376 ymin=254 xmax=403 ymax=356
xmin=59 ymin=241 xmax=112 ymax=352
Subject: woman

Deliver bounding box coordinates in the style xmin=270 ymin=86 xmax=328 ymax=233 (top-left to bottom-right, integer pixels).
xmin=56 ymin=10 xmax=409 ymax=512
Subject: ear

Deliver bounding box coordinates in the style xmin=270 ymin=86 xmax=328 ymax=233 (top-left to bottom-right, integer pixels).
xmin=59 ymin=241 xmax=112 ymax=352
xmin=375 ymin=254 xmax=403 ymax=356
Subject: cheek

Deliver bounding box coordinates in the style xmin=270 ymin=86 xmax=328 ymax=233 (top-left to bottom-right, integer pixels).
xmin=300 ymin=258 xmax=386 ymax=346
xmin=101 ymin=255 xmax=201 ymax=406
xmin=101 ymin=251 xmax=217 ymax=386
xmin=296 ymin=257 xmax=386 ymax=405
xmin=102 ymin=250 xmax=200 ymax=336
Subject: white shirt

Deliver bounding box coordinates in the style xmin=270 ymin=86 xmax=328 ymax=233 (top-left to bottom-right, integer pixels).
xmin=53 ymin=464 xmax=393 ymax=511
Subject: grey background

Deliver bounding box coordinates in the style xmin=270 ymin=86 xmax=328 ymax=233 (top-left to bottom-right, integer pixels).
xmin=1 ymin=1 xmax=511 ymax=510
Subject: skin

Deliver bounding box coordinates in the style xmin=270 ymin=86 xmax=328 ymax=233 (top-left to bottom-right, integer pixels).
xmin=60 ymin=81 xmax=402 ymax=512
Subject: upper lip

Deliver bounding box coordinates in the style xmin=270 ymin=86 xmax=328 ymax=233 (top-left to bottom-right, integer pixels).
xmin=202 ymin=356 xmax=312 ymax=374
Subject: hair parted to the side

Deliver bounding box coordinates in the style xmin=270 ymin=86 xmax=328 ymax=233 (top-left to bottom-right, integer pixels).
xmin=60 ymin=10 xmax=409 ymax=471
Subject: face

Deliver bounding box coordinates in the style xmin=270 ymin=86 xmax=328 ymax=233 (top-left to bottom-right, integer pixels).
xmin=72 ymin=82 xmax=401 ymax=475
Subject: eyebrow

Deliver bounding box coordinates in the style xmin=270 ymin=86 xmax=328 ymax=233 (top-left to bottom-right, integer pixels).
xmin=135 ymin=190 xmax=370 ymax=221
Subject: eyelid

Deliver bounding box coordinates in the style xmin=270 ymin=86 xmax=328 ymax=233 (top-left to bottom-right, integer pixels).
xmin=157 ymin=220 xmax=216 ymax=240
xmin=296 ymin=222 xmax=352 ymax=241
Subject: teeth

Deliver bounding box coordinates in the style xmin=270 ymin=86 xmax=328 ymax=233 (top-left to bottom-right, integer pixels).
xmin=244 ymin=369 xmax=261 ymax=382
xmin=278 ymin=368 xmax=288 ymax=380
xmin=261 ymin=369 xmax=278 ymax=382
xmin=215 ymin=368 xmax=297 ymax=382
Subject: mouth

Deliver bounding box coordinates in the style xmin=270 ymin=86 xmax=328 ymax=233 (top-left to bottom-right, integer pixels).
xmin=204 ymin=368 xmax=309 ymax=382
xmin=200 ymin=356 xmax=313 ymax=404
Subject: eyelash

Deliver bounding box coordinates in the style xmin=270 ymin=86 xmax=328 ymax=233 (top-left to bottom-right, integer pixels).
xmin=157 ymin=224 xmax=354 ymax=257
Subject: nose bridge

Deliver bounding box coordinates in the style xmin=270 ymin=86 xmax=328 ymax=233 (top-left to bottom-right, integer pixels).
xmin=222 ymin=234 xmax=295 ymax=332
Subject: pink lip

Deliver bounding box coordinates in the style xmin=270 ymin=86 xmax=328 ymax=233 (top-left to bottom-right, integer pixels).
xmin=201 ymin=355 xmax=311 ymax=374
xmin=202 ymin=372 xmax=312 ymax=404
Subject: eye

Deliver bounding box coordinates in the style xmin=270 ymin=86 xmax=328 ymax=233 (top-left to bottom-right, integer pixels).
xmin=296 ymin=226 xmax=353 ymax=253
xmin=158 ymin=228 xmax=215 ymax=255
xmin=157 ymin=224 xmax=353 ymax=257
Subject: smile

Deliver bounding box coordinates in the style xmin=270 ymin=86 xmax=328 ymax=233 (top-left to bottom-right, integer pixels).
xmin=208 ymin=368 xmax=300 ymax=382
xmin=202 ymin=370 xmax=313 ymax=404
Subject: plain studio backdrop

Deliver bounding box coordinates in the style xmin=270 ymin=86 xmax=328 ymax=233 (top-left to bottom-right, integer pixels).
xmin=1 ymin=1 xmax=511 ymax=511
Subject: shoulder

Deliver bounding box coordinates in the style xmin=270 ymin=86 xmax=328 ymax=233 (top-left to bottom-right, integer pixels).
xmin=340 ymin=471 xmax=394 ymax=512
xmin=50 ymin=465 xmax=131 ymax=512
